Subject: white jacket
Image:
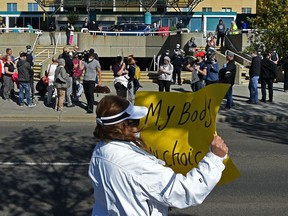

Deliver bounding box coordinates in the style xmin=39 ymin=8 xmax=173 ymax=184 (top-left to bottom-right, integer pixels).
xmin=158 ymin=63 xmax=173 ymax=81
xmin=89 ymin=140 xmax=226 ymax=216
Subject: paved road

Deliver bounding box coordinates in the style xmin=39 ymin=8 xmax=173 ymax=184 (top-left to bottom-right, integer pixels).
xmin=0 ymin=82 xmax=288 ymax=122
xmin=0 ymin=121 xmax=287 ymax=216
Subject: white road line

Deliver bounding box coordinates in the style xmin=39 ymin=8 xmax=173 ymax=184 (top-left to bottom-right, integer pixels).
xmin=0 ymin=162 xmax=89 ymax=166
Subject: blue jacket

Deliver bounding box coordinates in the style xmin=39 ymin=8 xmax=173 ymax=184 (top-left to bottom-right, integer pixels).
xmin=206 ymin=63 xmax=220 ymax=81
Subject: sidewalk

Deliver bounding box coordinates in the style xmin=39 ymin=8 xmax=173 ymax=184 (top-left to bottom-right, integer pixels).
xmin=0 ymin=82 xmax=287 ymax=122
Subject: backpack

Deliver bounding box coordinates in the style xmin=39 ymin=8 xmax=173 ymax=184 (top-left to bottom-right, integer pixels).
xmin=135 ymin=66 xmax=141 ymax=81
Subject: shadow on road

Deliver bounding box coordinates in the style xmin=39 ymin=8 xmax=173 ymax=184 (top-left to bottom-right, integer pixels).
xmin=0 ymin=125 xmax=96 ymax=216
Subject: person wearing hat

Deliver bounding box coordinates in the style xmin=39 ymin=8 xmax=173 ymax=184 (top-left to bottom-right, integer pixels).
xmin=157 ymin=49 xmax=171 ymax=70
xmin=89 ymin=95 xmax=228 ymax=215
xmin=219 ymin=52 xmax=236 ymax=109
xmin=186 ymin=51 xmax=207 ymax=92
xmin=17 ymin=52 xmax=35 ymax=107
xmin=158 ymin=56 xmax=173 ymax=92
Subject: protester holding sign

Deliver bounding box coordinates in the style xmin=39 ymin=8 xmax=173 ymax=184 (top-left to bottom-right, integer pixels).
xmin=89 ymin=95 xmax=228 ymax=216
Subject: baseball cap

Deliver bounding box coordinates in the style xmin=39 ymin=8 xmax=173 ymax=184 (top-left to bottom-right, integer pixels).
xmin=96 ymin=103 xmax=148 ymax=126
xmin=196 ymin=51 xmax=205 ymax=57
xmin=89 ymin=48 xmax=95 ymax=54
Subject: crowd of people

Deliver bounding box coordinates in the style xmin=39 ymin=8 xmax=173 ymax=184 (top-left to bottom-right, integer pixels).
xmin=0 ymin=46 xmax=36 ymax=107
xmin=155 ymin=41 xmax=237 ymax=110
xmin=247 ymin=48 xmax=288 ymax=104
xmin=0 ymin=45 xmax=103 ymax=113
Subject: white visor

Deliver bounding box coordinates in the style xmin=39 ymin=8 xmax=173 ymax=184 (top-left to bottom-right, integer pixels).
xmin=96 ymin=103 xmax=148 ymax=126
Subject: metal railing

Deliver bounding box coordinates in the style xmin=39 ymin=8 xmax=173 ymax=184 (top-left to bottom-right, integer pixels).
xmin=0 ymin=27 xmax=42 ymax=34
xmin=54 ymin=32 xmax=62 ymax=55
xmin=35 ymin=49 xmax=51 ymax=65
xmin=224 ymin=50 xmax=251 ymax=68
xmin=80 ymin=28 xmax=190 ymax=36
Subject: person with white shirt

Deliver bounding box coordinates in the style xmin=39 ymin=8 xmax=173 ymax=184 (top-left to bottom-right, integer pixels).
xmin=46 ymin=57 xmax=58 ymax=105
xmin=89 ymin=95 xmax=228 ymax=216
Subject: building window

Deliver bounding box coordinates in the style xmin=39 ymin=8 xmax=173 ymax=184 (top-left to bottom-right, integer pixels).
xmin=202 ymin=7 xmax=212 ymax=12
xmin=7 ymin=3 xmax=17 ymax=11
xmin=28 ymin=3 xmax=38 ymax=11
xmin=242 ymin=8 xmax=252 ymax=14
xmin=49 ymin=6 xmax=56 ymax=12
xmin=222 ymin=8 xmax=232 ymax=12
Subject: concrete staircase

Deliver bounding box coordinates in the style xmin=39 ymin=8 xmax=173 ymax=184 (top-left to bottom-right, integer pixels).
xmin=101 ymin=70 xmax=192 ymax=83
xmin=33 ymin=45 xmax=73 ymax=80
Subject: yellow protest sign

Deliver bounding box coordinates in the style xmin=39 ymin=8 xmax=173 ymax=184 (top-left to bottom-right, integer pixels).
xmin=135 ymin=84 xmax=240 ymax=185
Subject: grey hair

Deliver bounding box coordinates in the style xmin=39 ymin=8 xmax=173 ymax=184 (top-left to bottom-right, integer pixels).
xmin=58 ymin=58 xmax=65 ymax=66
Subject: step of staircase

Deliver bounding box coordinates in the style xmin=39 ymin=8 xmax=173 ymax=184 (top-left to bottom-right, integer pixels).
xmin=32 ymin=45 xmax=74 ymax=80
xmin=100 ymin=71 xmax=192 ymax=83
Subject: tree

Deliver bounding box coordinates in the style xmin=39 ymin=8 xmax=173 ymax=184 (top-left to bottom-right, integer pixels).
xmin=248 ymin=0 xmax=288 ymax=57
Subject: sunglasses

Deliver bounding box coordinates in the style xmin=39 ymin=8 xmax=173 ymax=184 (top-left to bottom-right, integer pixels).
xmin=126 ymin=119 xmax=140 ymax=127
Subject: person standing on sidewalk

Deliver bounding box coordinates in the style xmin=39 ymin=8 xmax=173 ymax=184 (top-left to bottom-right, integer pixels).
xmin=0 ymin=53 xmax=4 ymax=98
xmin=186 ymin=51 xmax=207 ymax=92
xmin=247 ymin=50 xmax=261 ymax=104
xmin=17 ymin=52 xmax=35 ymax=107
xmin=158 ymin=56 xmax=173 ymax=92
xmin=3 ymin=55 xmax=16 ymax=100
xmin=26 ymin=45 xmax=35 ymax=103
xmin=82 ymin=49 xmax=102 ymax=113
xmin=171 ymin=44 xmax=185 ymax=85
xmin=220 ymin=52 xmax=236 ymax=110
xmin=46 ymin=57 xmax=58 ymax=105
xmin=89 ymin=95 xmax=228 ymax=215
xmin=281 ymin=50 xmax=288 ymax=92
xmin=59 ymin=47 xmax=74 ymax=108
xmin=54 ymin=58 xmax=70 ymax=112
xmin=260 ymin=52 xmax=277 ymax=103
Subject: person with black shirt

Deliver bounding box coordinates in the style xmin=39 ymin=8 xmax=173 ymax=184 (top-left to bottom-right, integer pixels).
xmin=113 ymin=56 xmax=128 ymax=98
xmin=281 ymin=51 xmax=288 ymax=92
xmin=3 ymin=55 xmax=16 ymax=100
xmin=17 ymin=52 xmax=35 ymax=107
xmin=247 ymin=50 xmax=261 ymax=104
xmin=176 ymin=19 xmax=184 ymax=34
xmin=260 ymin=53 xmax=277 ymax=103
xmin=48 ymin=21 xmax=56 ymax=45
xmin=171 ymin=44 xmax=185 ymax=85
xmin=26 ymin=45 xmax=35 ymax=102
xmin=220 ymin=52 xmax=236 ymax=110
xmin=215 ymin=19 xmax=226 ymax=48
